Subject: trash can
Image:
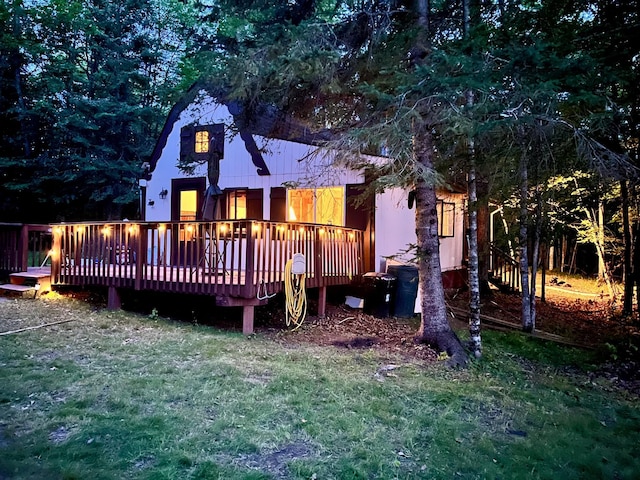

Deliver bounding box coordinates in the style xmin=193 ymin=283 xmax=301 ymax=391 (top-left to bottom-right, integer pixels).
xmin=387 ymin=264 xmax=419 ymax=318
xmin=362 ymin=272 xmax=396 ymax=318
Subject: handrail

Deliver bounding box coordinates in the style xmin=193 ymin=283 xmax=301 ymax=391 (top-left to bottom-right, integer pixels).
xmin=489 ymin=242 xmax=520 ymax=293
xmin=49 ymin=220 xmax=364 ymax=298
xmin=0 ymin=223 xmax=52 ymax=273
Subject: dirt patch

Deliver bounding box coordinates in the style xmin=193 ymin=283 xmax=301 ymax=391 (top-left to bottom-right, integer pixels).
xmin=49 ymin=425 xmax=75 ymax=444
xmin=262 ymin=303 xmax=438 ymax=362
xmin=223 ymin=441 xmax=316 ymax=479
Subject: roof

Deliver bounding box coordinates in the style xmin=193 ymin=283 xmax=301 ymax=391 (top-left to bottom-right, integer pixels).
xmin=146 ymin=83 xmax=335 ymax=175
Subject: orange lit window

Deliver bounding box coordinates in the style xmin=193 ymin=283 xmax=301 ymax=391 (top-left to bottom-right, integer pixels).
xmin=287 ymin=187 xmax=344 ymax=226
xmin=195 ymin=130 xmax=209 ymax=153
xmin=228 ymin=190 xmax=247 ymax=219
xmin=180 ymin=190 xmax=198 ymax=221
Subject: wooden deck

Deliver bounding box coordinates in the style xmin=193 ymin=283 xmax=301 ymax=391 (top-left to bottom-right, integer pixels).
xmin=2 ymin=220 xmax=364 ymax=332
xmin=44 ymin=220 xmax=363 ymax=332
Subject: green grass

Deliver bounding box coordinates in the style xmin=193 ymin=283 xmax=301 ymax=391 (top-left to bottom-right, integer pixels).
xmin=1 ymin=295 xmax=639 ymax=479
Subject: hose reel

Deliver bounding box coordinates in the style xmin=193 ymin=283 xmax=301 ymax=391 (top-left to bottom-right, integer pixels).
xmin=285 ymin=253 xmax=307 ymax=330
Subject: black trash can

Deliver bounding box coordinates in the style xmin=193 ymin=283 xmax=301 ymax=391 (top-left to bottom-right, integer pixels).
xmin=387 ymin=264 xmax=419 ymax=318
xmin=362 ymin=272 xmax=396 ymax=318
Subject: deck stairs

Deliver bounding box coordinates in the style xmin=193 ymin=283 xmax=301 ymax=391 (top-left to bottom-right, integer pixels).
xmin=488 ymin=244 xmax=521 ymax=293
xmin=0 ymin=267 xmax=52 ymax=298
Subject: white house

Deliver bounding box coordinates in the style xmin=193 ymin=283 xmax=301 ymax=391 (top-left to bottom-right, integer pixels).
xmin=141 ymin=89 xmax=467 ymax=293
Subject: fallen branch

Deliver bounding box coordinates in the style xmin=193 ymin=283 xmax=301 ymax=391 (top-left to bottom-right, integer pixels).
xmin=0 ymin=319 xmax=76 ymax=336
xmin=447 ymin=305 xmax=592 ymax=349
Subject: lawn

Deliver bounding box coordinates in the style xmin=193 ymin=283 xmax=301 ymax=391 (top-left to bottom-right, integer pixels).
xmin=1 ymin=293 xmax=639 ymax=479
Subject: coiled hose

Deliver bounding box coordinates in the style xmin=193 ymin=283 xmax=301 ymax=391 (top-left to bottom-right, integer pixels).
xmin=284 ymin=258 xmax=307 ymax=330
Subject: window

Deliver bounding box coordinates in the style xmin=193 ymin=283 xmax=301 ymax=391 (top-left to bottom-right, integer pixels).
xmin=287 ymin=187 xmax=345 ymax=226
xmin=227 ymin=190 xmax=247 ymax=219
xmin=195 ymin=130 xmax=209 ymax=153
xmin=437 ymin=201 xmax=455 ymax=237
xmin=180 ymin=190 xmax=198 ymax=221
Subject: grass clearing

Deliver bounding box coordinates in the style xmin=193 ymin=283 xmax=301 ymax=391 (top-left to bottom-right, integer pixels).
xmin=1 ymin=295 xmax=639 ymax=479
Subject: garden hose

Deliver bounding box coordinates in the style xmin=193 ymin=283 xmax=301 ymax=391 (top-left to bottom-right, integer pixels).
xmin=284 ymin=258 xmax=307 ymax=330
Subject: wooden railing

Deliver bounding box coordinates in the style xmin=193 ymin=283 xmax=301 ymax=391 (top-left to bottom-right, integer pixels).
xmin=0 ymin=223 xmax=52 ymax=274
xmin=489 ymin=244 xmax=520 ymax=293
xmin=51 ymin=220 xmax=364 ymax=299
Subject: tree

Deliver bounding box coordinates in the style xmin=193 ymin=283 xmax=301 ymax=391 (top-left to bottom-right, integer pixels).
xmin=181 ymin=0 xmax=476 ymax=364
xmin=0 ymin=0 xmax=185 ymax=221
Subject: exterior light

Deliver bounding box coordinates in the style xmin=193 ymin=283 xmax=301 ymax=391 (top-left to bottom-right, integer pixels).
xmin=102 ymin=226 xmax=111 ymax=236
xmin=159 ymin=188 xmax=168 ymax=200
xmin=158 ymin=223 xmax=166 ymax=232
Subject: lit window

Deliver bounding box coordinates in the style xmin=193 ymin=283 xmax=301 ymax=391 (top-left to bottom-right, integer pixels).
xmin=228 ymin=190 xmax=247 ymax=219
xmin=287 ymin=187 xmax=344 ymax=226
xmin=180 ymin=190 xmax=198 ymax=221
xmin=195 ymin=130 xmax=209 ymax=153
xmin=437 ymin=201 xmax=455 ymax=237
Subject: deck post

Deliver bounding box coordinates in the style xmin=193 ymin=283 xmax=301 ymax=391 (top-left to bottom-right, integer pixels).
xmin=19 ymin=225 xmax=29 ymax=271
xmin=243 ymin=221 xmax=256 ymax=297
xmin=314 ymin=227 xmax=323 ymax=285
xmin=242 ymin=305 xmax=254 ymax=335
xmin=107 ymin=286 xmax=122 ymax=310
xmin=134 ymin=224 xmax=144 ymax=291
xmin=317 ymin=286 xmax=327 ymax=318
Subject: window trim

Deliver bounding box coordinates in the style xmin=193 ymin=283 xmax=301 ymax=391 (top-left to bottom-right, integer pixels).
xmin=437 ymin=200 xmax=455 ymax=238
xmin=226 ymin=189 xmax=247 ymax=220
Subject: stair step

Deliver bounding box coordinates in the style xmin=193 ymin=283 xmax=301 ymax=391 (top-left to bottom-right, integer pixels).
xmin=0 ymin=284 xmax=35 ymax=293
xmin=10 ymin=272 xmax=50 ymax=280
xmin=8 ymin=270 xmax=51 ymax=292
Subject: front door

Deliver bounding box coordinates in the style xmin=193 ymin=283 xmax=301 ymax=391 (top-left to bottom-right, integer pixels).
xmin=171 ymin=178 xmax=206 ymax=266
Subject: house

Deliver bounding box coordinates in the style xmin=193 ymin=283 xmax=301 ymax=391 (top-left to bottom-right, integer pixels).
xmin=141 ymin=90 xmax=468 ymax=306
xmin=0 ymin=91 xmax=467 ymax=332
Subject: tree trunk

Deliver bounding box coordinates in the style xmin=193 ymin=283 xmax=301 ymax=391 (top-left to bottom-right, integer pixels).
xmin=530 ymin=211 xmax=541 ymax=329
xmin=414 ymin=130 xmax=467 ymax=367
xmin=632 ymin=185 xmax=640 ymax=315
xmin=519 ymin=149 xmax=533 ymax=332
xmin=477 ymin=179 xmax=491 ymax=296
xmin=622 ymin=180 xmax=633 ymax=315
xmin=468 ymin=158 xmax=482 ymax=358
xmin=584 ymin=203 xmax=616 ymax=298
xmin=598 ymin=199 xmax=606 ymax=279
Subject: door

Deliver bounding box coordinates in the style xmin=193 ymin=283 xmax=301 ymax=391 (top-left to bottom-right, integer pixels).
xmin=171 ymin=178 xmax=206 ymax=266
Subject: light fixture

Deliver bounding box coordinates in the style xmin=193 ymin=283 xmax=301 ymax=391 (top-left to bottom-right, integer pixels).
xmin=159 ymin=188 xmax=168 ymax=200
xmin=148 ymin=200 xmax=155 ymax=206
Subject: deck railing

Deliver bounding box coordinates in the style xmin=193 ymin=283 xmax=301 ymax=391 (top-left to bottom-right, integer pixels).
xmin=489 ymin=243 xmax=520 ymax=292
xmin=51 ymin=220 xmax=363 ymax=298
xmin=0 ymin=223 xmax=52 ymax=274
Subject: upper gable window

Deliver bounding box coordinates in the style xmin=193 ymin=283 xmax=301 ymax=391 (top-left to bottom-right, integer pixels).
xmin=195 ymin=130 xmax=209 ymax=153
xmin=180 ymin=124 xmax=224 ymax=170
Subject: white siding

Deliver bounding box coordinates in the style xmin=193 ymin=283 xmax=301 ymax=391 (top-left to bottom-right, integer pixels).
xmin=144 ymin=97 xmax=362 ymax=222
